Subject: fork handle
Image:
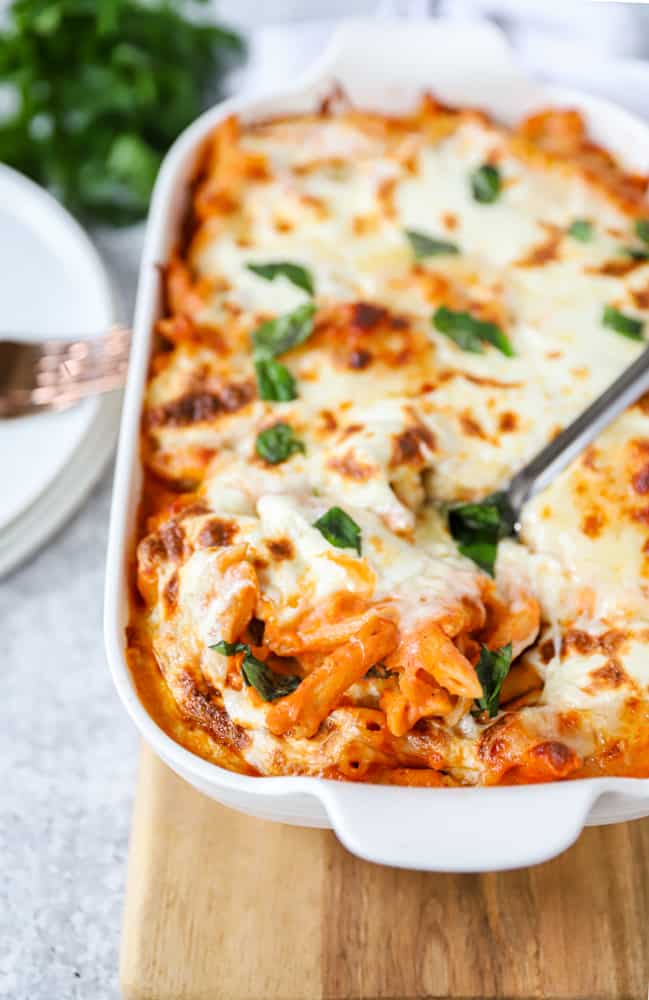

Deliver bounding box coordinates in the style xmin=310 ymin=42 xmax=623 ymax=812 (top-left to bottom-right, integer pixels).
xmin=508 ymin=343 xmax=649 ymax=514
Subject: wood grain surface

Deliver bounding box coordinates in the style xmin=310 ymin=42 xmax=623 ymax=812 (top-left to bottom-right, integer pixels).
xmin=121 ymin=747 xmax=649 ymax=1000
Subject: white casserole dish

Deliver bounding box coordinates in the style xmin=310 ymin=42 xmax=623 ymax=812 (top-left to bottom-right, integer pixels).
xmin=104 ymin=17 xmax=649 ymax=872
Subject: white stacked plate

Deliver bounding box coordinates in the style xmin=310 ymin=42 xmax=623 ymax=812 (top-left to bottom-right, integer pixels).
xmin=0 ymin=165 xmax=121 ymax=577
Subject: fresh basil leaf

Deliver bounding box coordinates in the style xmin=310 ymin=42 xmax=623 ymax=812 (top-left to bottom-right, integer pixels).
xmin=474 ymin=643 xmax=513 ymax=717
xmin=211 ymin=639 xmax=301 ymax=701
xmin=620 ymin=246 xmax=649 ymax=261
xmin=365 ymin=664 xmax=396 ymax=680
xmin=432 ymin=306 xmax=514 ymax=358
xmin=313 ymin=506 xmax=362 ymax=555
xmin=241 ymin=651 xmax=301 ymax=702
xmin=456 ymin=540 xmax=498 ymax=576
xmin=567 ymin=219 xmax=593 ymax=242
xmin=635 ymin=219 xmax=649 ymax=245
xmin=255 ymin=359 xmax=298 ymax=402
xmin=470 ymin=163 xmax=501 ymax=204
xmin=405 ymin=229 xmax=460 ymax=259
xmin=247 ymin=261 xmax=315 ymax=296
xmin=448 ymin=491 xmax=516 ymax=576
xmin=210 ymin=640 xmax=249 ymax=656
xmin=602 ymin=304 xmax=644 ymax=341
xmin=252 ymin=302 xmax=316 ymax=361
xmin=255 ymin=422 xmax=306 ymax=464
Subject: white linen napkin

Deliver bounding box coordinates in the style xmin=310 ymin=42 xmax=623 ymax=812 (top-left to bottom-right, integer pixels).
xmin=438 ymin=0 xmax=649 ymax=59
xmin=233 ymin=5 xmax=649 ymax=120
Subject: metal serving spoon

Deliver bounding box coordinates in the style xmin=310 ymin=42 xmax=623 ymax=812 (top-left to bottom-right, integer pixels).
xmin=506 ymin=343 xmax=649 ymax=525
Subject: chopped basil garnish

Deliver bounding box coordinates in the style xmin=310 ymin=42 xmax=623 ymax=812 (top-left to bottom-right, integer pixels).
xmin=313 ymin=506 xmax=362 ymax=555
xmin=247 ymin=261 xmax=314 ymax=296
xmin=432 ymin=306 xmax=514 ymax=357
xmin=567 ymin=219 xmax=593 ymax=242
xmin=366 ymin=663 xmax=396 ymax=680
xmin=255 ymin=359 xmax=297 ymax=401
xmin=255 ymin=422 xmax=306 ymax=464
xmin=620 ymin=246 xmax=649 ymax=261
xmin=474 ymin=643 xmax=513 ymax=718
xmin=635 ymin=219 xmax=649 ymax=245
xmin=448 ymin=491 xmax=516 ymax=576
xmin=211 ymin=640 xmax=301 ymax=702
xmin=241 ymin=652 xmax=301 ymax=701
xmin=602 ymin=304 xmax=644 ymax=341
xmin=470 ymin=163 xmax=501 ymax=204
xmin=251 ymin=302 xmax=315 ymax=402
xmin=210 ymin=640 xmax=249 ymax=656
xmin=252 ymin=302 xmax=316 ymax=361
xmin=405 ymin=229 xmax=459 ymax=259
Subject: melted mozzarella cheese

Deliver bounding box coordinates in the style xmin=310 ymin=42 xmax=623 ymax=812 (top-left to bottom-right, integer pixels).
xmin=541 ymin=627 xmax=649 ymax=713
xmin=499 ymin=407 xmax=649 ymax=624
xmin=179 ymin=113 xmax=648 ymax=507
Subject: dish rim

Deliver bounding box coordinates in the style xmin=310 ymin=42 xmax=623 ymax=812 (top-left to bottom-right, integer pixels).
xmin=104 ymin=16 xmax=649 ymax=871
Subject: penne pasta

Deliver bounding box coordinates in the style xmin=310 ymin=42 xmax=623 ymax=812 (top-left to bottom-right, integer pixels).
xmin=267 ymin=616 xmax=398 ymax=739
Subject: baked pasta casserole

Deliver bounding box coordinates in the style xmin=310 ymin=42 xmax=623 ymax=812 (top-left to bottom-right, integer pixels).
xmin=128 ymin=93 xmax=649 ymax=785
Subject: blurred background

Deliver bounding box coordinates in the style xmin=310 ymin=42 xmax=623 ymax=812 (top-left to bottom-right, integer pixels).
xmin=2 ymin=2 xmax=649 ymax=998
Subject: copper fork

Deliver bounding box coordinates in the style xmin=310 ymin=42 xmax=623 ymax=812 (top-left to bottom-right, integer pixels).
xmin=0 ymin=325 xmax=131 ymax=419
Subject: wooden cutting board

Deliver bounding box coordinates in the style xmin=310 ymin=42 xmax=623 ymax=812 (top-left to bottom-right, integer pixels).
xmin=121 ymin=747 xmax=649 ymax=1000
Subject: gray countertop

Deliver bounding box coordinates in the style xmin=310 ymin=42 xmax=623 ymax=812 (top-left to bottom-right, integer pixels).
xmin=0 ymin=220 xmax=144 ymax=1000
xmin=1 ymin=471 xmax=137 ymax=1000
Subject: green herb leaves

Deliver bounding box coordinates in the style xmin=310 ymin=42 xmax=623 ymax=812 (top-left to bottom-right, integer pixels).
xmin=635 ymin=219 xmax=649 ymax=245
xmin=432 ymin=306 xmax=514 ymax=357
xmin=405 ymin=229 xmax=459 ymax=259
xmin=210 ymin=640 xmax=249 ymax=656
xmin=620 ymin=247 xmax=649 ymax=262
xmin=474 ymin=643 xmax=513 ymax=717
xmin=470 ymin=163 xmax=501 ymax=204
xmin=251 ymin=302 xmax=316 ymax=400
xmin=0 ymin=0 xmax=245 ymax=224
xmin=602 ymin=305 xmax=644 ymax=341
xmin=210 ymin=640 xmax=301 ymax=701
xmin=313 ymin=507 xmax=362 ymax=555
xmin=247 ymin=261 xmax=315 ymax=295
xmin=254 ymin=359 xmax=297 ymax=401
xmin=567 ymin=219 xmax=593 ymax=242
xmin=252 ymin=303 xmax=315 ymax=400
xmin=252 ymin=302 xmax=316 ymax=361
xmin=448 ymin=492 xmax=516 ymax=576
xmin=365 ymin=664 xmax=396 ymax=680
xmin=613 ymin=219 xmax=649 ymax=259
xmin=255 ymin=423 xmax=305 ymax=464
xmin=241 ymin=654 xmax=301 ymax=701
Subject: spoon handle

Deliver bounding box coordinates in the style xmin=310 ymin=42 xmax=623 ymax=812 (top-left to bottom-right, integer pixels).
xmin=507 ymin=343 xmax=649 ymax=514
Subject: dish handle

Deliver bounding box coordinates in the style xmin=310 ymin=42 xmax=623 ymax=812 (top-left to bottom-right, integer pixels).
xmin=318 ymin=16 xmax=527 ymax=91
xmin=319 ymin=780 xmax=597 ymax=872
